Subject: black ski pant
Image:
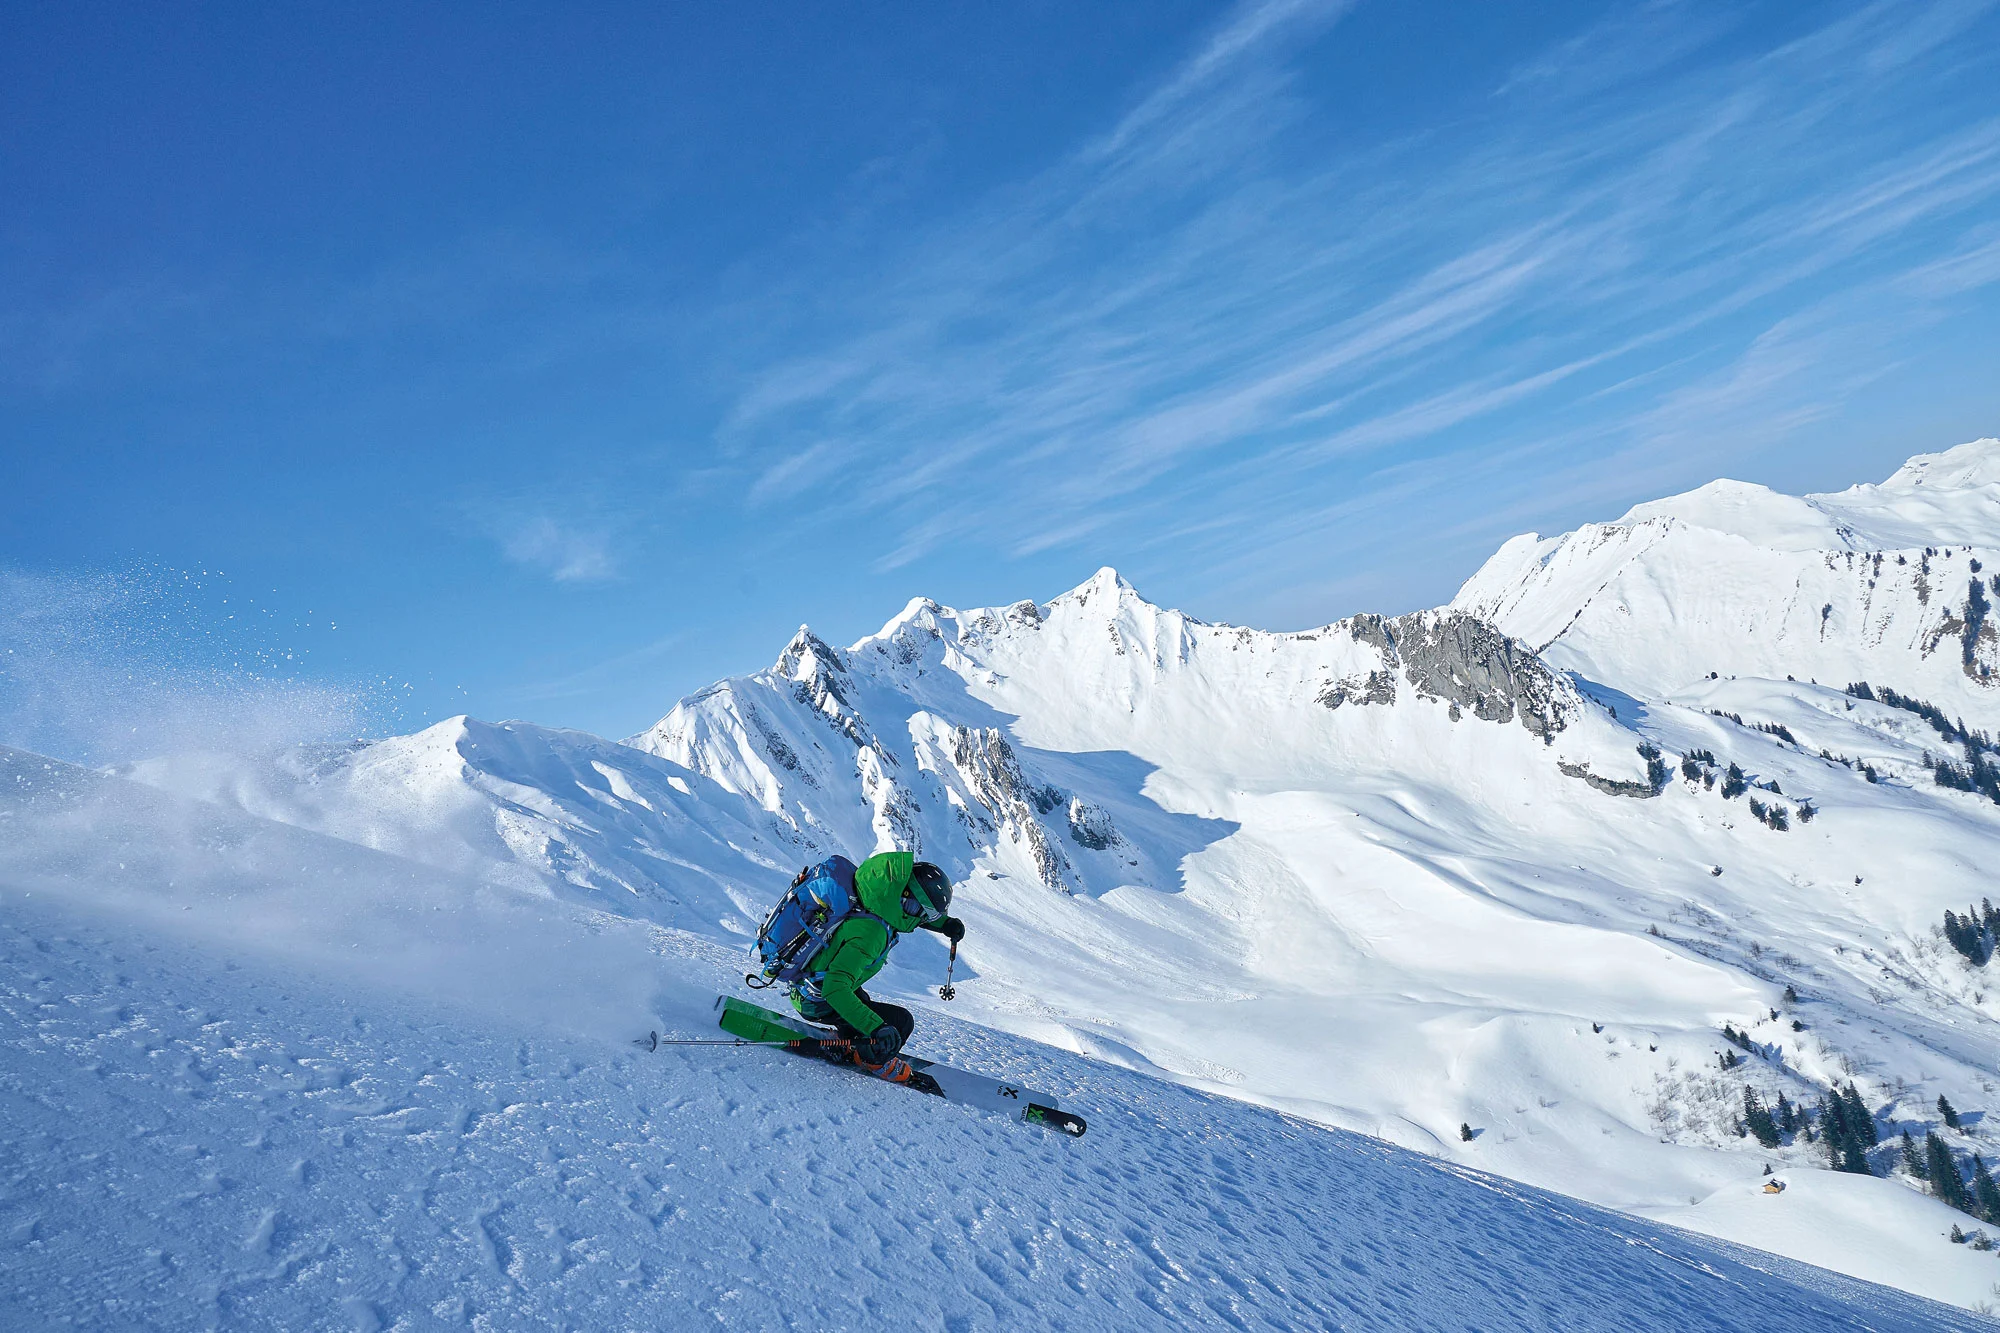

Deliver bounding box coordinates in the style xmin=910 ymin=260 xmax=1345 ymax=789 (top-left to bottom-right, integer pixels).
xmin=829 ymin=990 xmax=914 ymax=1046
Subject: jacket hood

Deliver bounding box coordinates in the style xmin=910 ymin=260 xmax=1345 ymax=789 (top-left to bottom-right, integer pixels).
xmin=853 ymin=851 xmax=921 ymax=932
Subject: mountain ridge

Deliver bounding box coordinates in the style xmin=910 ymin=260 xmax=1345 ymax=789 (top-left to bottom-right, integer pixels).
xmin=1455 ymin=439 xmax=2000 ymax=720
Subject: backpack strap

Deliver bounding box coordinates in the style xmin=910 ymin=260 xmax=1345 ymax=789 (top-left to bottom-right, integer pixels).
xmin=796 ymin=910 xmax=898 ymax=997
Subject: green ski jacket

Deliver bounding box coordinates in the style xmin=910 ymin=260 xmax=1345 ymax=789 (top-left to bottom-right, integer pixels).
xmin=792 ymin=850 xmax=923 ymax=1033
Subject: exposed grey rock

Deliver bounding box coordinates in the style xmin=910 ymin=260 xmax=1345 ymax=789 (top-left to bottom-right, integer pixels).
xmin=1386 ymin=611 xmax=1573 ymax=737
xmin=1942 ymin=577 xmax=1998 ymax=682
xmin=948 ymin=726 xmax=1073 ymax=891
xmin=1558 ymin=760 xmax=1655 ymax=799
xmin=742 ymin=703 xmax=808 ymax=781
xmin=1323 ymin=610 xmax=1571 ymax=733
xmin=777 ymin=627 xmax=867 ymax=742
xmin=1348 ymin=614 xmax=1396 ymax=656
xmin=1067 ymin=796 xmax=1117 ymax=850
xmin=775 ymin=628 xmax=843 ymax=684
xmin=1316 ymin=670 xmax=1397 ymax=710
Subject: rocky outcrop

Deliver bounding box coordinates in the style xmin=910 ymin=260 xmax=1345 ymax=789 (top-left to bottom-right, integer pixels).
xmin=948 ymin=726 xmax=1073 ymax=891
xmin=1938 ymin=575 xmax=1999 ymax=682
xmin=1388 ymin=611 xmax=1572 ymax=737
xmin=1316 ymin=670 xmax=1397 ymax=710
xmin=1322 ymin=611 xmax=1573 ymax=735
xmin=1348 ymin=613 xmax=1396 ymax=657
xmin=776 ymin=628 xmax=867 ymax=744
xmin=1558 ymin=760 xmax=1655 ymax=799
xmin=1067 ymin=796 xmax=1118 ymax=850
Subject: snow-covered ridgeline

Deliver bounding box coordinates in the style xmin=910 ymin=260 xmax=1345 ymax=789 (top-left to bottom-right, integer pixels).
xmin=1454 ymin=440 xmax=2000 ymax=724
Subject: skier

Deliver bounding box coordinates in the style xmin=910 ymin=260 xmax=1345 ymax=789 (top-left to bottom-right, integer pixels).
xmin=790 ymin=851 xmax=963 ymax=1077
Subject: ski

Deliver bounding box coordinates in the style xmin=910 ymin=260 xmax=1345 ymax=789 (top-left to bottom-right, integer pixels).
xmin=631 ymin=996 xmax=1085 ymax=1136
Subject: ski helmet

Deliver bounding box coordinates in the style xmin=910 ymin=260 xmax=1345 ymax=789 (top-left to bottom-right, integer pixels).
xmin=905 ymin=861 xmax=953 ymax=922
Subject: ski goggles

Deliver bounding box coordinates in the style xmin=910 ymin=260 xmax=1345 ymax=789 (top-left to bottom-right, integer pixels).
xmin=902 ymin=886 xmax=946 ymax=924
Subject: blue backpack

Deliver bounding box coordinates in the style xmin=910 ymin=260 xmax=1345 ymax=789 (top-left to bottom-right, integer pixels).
xmin=746 ymin=855 xmax=890 ymax=989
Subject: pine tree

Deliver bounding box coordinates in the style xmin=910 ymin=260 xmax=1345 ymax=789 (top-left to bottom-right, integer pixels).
xmin=1973 ymin=1155 xmax=2000 ymax=1225
xmin=1816 ymin=1096 xmax=1840 ymax=1160
xmin=1902 ymin=1130 xmax=1929 ymax=1180
xmin=1776 ymin=1092 xmax=1796 ymax=1135
xmin=1940 ymin=1094 xmax=1963 ymax=1131
xmin=1744 ymin=1089 xmax=1781 ymax=1148
xmin=1928 ymin=1132 xmax=1972 ymax=1212
xmin=1943 ymin=911 xmax=1991 ymax=965
xmin=1722 ymin=763 xmax=1748 ymax=799
xmin=1818 ymin=1097 xmax=1872 ymax=1174
xmin=1842 ymin=1084 xmax=1877 ymax=1147
xmin=1459 ymin=1122 xmax=1474 ymax=1142
xmin=1783 ymin=984 xmax=1799 ymax=1004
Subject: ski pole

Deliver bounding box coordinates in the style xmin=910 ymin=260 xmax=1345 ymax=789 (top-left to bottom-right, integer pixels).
xmin=632 ymin=1033 xmax=786 ymax=1052
xmin=633 ymin=1031 xmax=852 ymax=1054
xmin=939 ymin=940 xmax=957 ymax=1001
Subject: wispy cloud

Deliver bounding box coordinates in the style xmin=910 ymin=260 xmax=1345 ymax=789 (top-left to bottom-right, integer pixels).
xmin=461 ymin=502 xmax=621 ymax=584
xmin=709 ymin=0 xmax=2000 ymax=615
xmin=501 ymin=517 xmax=616 ymax=583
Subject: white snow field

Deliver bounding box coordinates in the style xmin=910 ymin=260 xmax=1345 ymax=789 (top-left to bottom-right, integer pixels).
xmin=9 ymin=439 xmax=2000 ymax=1322
xmin=0 ymin=750 xmax=1984 ymax=1332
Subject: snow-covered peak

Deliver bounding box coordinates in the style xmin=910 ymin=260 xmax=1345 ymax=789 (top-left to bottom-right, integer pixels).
xmin=1049 ymin=565 xmax=1143 ymax=608
xmin=872 ymin=595 xmax=949 ymax=640
xmin=1879 ymin=437 xmax=2000 ymax=492
xmin=1807 ymin=437 xmax=2000 ymax=549
xmin=1455 ymin=439 xmax=2000 ymax=720
xmin=1617 ymin=478 xmax=1851 ymax=552
xmin=854 ymin=568 xmax=1156 ymax=656
xmin=1604 ymin=439 xmax=2000 ymax=553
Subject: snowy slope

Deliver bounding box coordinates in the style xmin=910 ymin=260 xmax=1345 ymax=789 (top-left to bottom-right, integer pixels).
xmin=60 ymin=440 xmax=2000 ymax=1316
xmin=1452 ymin=440 xmax=2000 ymax=722
xmin=623 ymin=556 xmax=2000 ymax=1310
xmin=0 ymin=748 xmax=1986 ymax=1331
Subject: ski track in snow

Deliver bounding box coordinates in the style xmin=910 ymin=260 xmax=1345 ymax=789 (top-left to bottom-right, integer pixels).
xmin=1 ymin=895 xmax=1982 ymax=1332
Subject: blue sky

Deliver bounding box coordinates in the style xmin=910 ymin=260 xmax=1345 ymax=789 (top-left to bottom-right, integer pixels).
xmin=5 ymin=0 xmax=1999 ymax=745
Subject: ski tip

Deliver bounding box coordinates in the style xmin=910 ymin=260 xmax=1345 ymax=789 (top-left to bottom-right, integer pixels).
xmin=1026 ymin=1104 xmax=1087 ymax=1137
xmin=632 ymin=1030 xmax=659 ymax=1052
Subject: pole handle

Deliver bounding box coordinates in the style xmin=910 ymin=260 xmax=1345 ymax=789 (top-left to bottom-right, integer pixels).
xmin=939 ymin=941 xmax=958 ymax=1001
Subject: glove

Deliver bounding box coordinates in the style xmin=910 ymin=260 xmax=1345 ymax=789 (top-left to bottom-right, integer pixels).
xmin=929 ymin=916 xmax=965 ymax=946
xmin=853 ymin=1024 xmax=904 ymax=1065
